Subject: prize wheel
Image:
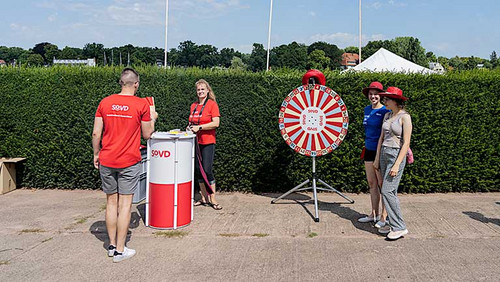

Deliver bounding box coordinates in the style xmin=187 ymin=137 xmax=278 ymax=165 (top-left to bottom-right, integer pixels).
xmin=278 ymin=84 xmax=349 ymax=157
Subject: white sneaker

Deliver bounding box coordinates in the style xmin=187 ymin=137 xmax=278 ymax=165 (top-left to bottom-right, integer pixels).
xmin=387 ymin=229 xmax=408 ymax=240
xmin=113 ymin=247 xmax=136 ymax=263
xmin=107 ymin=245 xmax=116 ymax=257
xmin=358 ymin=215 xmax=380 ymax=223
xmin=375 ymin=220 xmax=387 ymax=228
xmin=378 ymin=225 xmax=391 ymax=234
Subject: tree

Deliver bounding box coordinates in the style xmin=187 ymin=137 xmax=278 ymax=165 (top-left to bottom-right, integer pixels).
xmin=437 ymin=56 xmax=450 ymax=70
xmin=60 ymin=46 xmax=83 ymax=59
xmin=248 ymin=43 xmax=266 ymax=72
xmin=307 ymin=50 xmax=330 ymax=70
xmin=197 ymin=44 xmax=219 ymax=68
xmin=308 ymin=41 xmax=343 ymax=69
xmin=230 ymin=56 xmax=247 ymax=70
xmin=83 ymin=43 xmax=104 ymax=64
xmin=490 ymin=51 xmax=498 ymax=68
xmin=361 ymin=40 xmax=395 ymax=61
xmin=449 ymin=56 xmax=465 ymax=70
xmin=343 ymin=46 xmax=359 ymax=54
xmin=426 ymin=51 xmax=437 ymax=62
xmin=44 ymin=44 xmax=60 ymax=64
xmin=0 ymin=46 xmax=9 ymax=61
xmin=362 ymin=37 xmax=427 ymax=66
xmin=270 ymin=42 xmax=307 ymax=70
xmin=177 ymin=40 xmax=199 ymax=67
xmin=393 ymin=37 xmax=427 ymax=66
xmin=26 ymin=53 xmax=44 ymax=66
xmin=32 ymin=42 xmax=51 ymax=61
xmin=168 ymin=48 xmax=180 ymax=66
xmin=8 ymin=47 xmax=28 ymax=63
xmin=220 ymin=48 xmax=240 ymax=68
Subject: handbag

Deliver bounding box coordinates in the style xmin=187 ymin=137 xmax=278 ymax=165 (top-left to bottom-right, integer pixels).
xmin=360 ymin=146 xmax=366 ymax=160
xmin=406 ymin=147 xmax=414 ymax=164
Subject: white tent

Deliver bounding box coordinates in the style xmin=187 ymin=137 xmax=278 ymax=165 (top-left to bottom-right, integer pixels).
xmin=345 ymin=48 xmax=436 ymax=74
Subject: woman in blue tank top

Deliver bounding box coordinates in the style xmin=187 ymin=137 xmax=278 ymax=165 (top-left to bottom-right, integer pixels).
xmin=358 ymin=82 xmax=390 ymax=228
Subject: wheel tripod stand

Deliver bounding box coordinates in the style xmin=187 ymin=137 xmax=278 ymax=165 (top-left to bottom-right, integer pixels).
xmin=271 ymin=156 xmax=354 ymax=222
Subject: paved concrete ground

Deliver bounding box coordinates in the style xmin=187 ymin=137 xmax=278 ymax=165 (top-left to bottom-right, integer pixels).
xmin=0 ymin=189 xmax=499 ymax=281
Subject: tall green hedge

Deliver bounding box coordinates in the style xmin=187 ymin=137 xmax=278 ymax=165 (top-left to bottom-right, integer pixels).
xmin=0 ymin=66 xmax=498 ymax=193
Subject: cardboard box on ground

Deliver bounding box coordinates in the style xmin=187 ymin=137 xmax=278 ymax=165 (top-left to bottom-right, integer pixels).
xmin=0 ymin=158 xmax=26 ymax=194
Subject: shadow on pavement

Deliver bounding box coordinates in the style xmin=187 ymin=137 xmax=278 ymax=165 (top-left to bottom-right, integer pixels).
xmin=463 ymin=211 xmax=500 ymax=226
xmin=89 ymin=211 xmax=141 ymax=250
xmin=136 ymin=204 xmax=146 ymax=225
xmin=263 ymin=192 xmax=382 ymax=236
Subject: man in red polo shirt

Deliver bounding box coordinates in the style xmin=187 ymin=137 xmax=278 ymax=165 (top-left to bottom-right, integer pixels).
xmin=92 ymin=68 xmax=158 ymax=262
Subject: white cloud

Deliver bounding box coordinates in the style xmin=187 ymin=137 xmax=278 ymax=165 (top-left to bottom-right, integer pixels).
xmin=106 ymin=2 xmax=163 ymax=26
xmin=369 ymin=34 xmax=386 ymax=41
xmin=308 ymin=11 xmax=316 ymax=17
xmin=431 ymin=42 xmax=451 ymax=52
xmin=388 ymin=0 xmax=408 ymax=7
xmin=10 ymin=23 xmax=29 ymax=32
xmin=368 ymin=2 xmax=383 ymax=9
xmin=367 ymin=1 xmax=407 ymax=9
xmin=48 ymin=13 xmax=57 ymax=22
xmin=171 ymin=0 xmax=249 ymax=18
xmin=308 ymin=32 xmax=388 ymax=48
xmin=309 ymin=32 xmax=357 ymax=46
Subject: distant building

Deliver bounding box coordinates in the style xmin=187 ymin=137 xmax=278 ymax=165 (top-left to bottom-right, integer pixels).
xmin=341 ymin=53 xmax=359 ymax=70
xmin=53 ymin=58 xmax=96 ymax=67
xmin=0 ymin=59 xmax=6 ymax=66
xmin=476 ymin=63 xmax=484 ymax=69
xmin=429 ymin=62 xmax=445 ymax=73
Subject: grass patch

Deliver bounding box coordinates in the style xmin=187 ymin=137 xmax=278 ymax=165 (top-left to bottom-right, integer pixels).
xmin=218 ymin=233 xmax=241 ymax=237
xmin=100 ymin=204 xmax=107 ymax=212
xmin=75 ymin=215 xmax=92 ymax=224
xmin=20 ymin=228 xmax=45 ymax=234
xmin=307 ymin=232 xmax=318 ymax=238
xmin=154 ymin=230 xmax=189 ymax=238
xmin=252 ymin=233 xmax=269 ymax=238
xmin=0 ymin=260 xmax=9 ymax=265
xmin=42 ymin=237 xmax=53 ymax=243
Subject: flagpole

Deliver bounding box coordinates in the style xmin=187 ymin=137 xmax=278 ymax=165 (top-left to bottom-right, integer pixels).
xmin=164 ymin=0 xmax=169 ymax=68
xmin=359 ymin=0 xmax=362 ymax=63
xmin=266 ymin=0 xmax=273 ymax=72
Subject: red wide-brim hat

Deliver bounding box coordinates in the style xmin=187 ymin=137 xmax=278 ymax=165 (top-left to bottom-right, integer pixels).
xmin=362 ymin=81 xmax=384 ymax=96
xmin=379 ymin=86 xmax=409 ymax=101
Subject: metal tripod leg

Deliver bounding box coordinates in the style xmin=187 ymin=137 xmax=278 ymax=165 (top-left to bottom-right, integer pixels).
xmin=317 ymin=178 xmax=355 ymax=203
xmin=271 ymin=156 xmax=354 ymax=222
xmin=271 ymin=179 xmax=310 ymax=203
xmin=312 ymin=173 xmax=319 ymax=222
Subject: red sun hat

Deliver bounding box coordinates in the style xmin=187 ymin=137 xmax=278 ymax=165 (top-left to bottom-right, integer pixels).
xmin=379 ymin=86 xmax=408 ymax=101
xmin=362 ymin=81 xmax=384 ymax=96
xmin=302 ymin=69 xmax=326 ymax=85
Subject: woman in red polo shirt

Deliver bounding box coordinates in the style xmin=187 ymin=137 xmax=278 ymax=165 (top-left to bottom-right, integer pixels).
xmin=188 ymin=79 xmax=222 ymax=210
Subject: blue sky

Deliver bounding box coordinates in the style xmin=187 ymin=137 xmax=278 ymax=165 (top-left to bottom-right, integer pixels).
xmin=2 ymin=0 xmax=498 ymax=59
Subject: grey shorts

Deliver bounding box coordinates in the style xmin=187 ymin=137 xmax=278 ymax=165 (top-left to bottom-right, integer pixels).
xmin=99 ymin=162 xmax=140 ymax=195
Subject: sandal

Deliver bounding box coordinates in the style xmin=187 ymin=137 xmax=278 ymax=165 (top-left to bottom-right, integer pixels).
xmin=194 ymin=200 xmax=208 ymax=206
xmin=211 ymin=203 xmax=223 ymax=210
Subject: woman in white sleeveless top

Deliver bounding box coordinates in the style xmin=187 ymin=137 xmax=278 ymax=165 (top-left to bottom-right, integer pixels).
xmin=373 ymin=87 xmax=412 ymax=240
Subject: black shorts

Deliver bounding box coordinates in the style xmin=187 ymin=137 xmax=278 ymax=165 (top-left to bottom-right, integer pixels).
xmin=363 ymin=149 xmax=377 ymax=162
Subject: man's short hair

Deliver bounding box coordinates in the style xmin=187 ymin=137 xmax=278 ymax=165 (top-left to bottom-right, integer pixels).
xmin=119 ymin=68 xmax=139 ymax=87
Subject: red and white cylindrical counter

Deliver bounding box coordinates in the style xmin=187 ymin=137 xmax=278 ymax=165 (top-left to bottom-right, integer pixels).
xmin=146 ymin=132 xmax=195 ymax=229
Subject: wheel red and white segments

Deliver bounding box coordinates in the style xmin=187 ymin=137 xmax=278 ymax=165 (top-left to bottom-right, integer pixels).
xmin=278 ymin=84 xmax=348 ymax=157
